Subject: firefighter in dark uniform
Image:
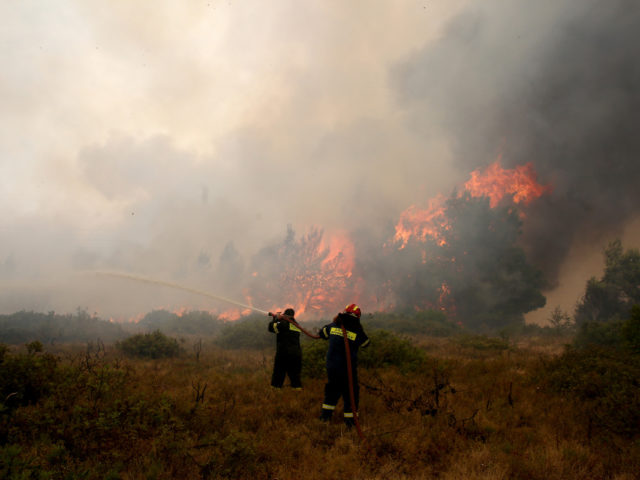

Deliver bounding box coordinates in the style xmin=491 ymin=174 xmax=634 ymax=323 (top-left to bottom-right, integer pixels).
xmin=318 ymin=304 xmax=370 ymax=427
xmin=268 ymin=308 xmax=302 ymax=390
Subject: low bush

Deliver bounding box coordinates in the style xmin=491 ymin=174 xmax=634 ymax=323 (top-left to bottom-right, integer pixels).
xmin=301 ymin=338 xmax=327 ymax=379
xmin=359 ymin=330 xmax=427 ymax=371
xmin=539 ymin=346 xmax=640 ymax=439
xmin=622 ymin=304 xmax=640 ymax=353
xmin=0 ymin=336 xmax=638 ymax=478
xmin=366 ymin=310 xmax=459 ymax=336
xmin=140 ymin=309 xmax=224 ymax=336
xmin=573 ymin=320 xmax=625 ymax=350
xmin=0 ymin=309 xmax=126 ymax=344
xmin=455 ymin=334 xmax=511 ymax=352
xmin=301 ymin=329 xmax=427 ymax=378
xmin=213 ymin=315 xmax=272 ymax=350
xmin=117 ymin=330 xmax=183 ymax=358
xmin=573 ymin=304 xmax=640 ymax=352
xmin=0 ymin=343 xmax=59 ymax=413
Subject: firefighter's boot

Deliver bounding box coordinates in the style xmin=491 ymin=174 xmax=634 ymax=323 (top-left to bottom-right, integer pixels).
xmin=344 ymin=412 xmax=355 ymax=429
xmin=320 ymin=405 xmax=334 ymax=422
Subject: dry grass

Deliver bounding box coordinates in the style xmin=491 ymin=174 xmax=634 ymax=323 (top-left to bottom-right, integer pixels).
xmin=2 ymin=336 xmax=638 ymax=479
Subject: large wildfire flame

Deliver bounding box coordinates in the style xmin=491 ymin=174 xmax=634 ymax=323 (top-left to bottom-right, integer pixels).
xmin=464 ymin=159 xmax=551 ymax=208
xmin=264 ymin=230 xmax=356 ymax=317
xmin=122 ymin=160 xmax=550 ymax=322
xmin=209 ymin=229 xmax=358 ymax=321
xmin=393 ymin=195 xmax=449 ymax=249
xmin=394 ymin=160 xmax=551 ymax=250
xmin=389 ymin=160 xmax=551 ymax=314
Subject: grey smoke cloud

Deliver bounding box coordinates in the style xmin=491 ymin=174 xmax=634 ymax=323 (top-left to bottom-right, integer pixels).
xmin=393 ymin=0 xmax=640 ymax=289
xmin=1 ymin=1 xmax=638 ymax=321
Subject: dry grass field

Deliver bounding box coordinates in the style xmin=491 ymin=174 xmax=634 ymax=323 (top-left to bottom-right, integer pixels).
xmin=1 ymin=332 xmax=639 ymax=479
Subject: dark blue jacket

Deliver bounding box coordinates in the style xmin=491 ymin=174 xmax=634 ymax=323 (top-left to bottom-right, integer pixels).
xmin=319 ymin=313 xmax=370 ymax=371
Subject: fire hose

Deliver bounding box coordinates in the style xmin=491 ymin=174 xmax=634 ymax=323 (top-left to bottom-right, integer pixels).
xmin=96 ymin=271 xmax=371 ymax=447
xmin=341 ymin=323 xmax=371 ymax=450
xmin=268 ymin=311 xmax=320 ymax=339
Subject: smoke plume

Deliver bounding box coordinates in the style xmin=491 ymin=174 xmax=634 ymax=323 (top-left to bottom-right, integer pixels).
xmin=393 ymin=0 xmax=640 ymax=287
xmin=1 ymin=1 xmax=639 ymax=322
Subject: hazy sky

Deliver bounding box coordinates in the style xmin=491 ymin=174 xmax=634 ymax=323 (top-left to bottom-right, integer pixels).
xmin=1 ymin=0 xmax=638 ymax=322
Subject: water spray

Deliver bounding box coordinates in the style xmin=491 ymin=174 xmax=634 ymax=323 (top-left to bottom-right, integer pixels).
xmin=95 ymin=270 xmax=370 ymax=446
xmin=94 ymin=271 xmax=269 ymax=315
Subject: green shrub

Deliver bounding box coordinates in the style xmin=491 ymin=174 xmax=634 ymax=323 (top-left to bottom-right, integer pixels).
xmin=0 ymin=309 xmax=126 ymax=344
xmin=359 ymin=330 xmax=427 ymax=371
xmin=366 ymin=310 xmax=459 ymax=336
xmin=622 ymin=305 xmax=640 ymax=353
xmin=0 ymin=344 xmax=59 ymax=412
xmin=301 ymin=338 xmax=328 ymax=379
xmin=301 ymin=330 xmax=427 ymax=378
xmin=540 ymin=346 xmax=640 ymax=439
xmin=117 ymin=330 xmax=183 ymax=359
xmin=213 ymin=315 xmax=272 ymax=350
xmin=200 ymin=431 xmax=260 ymax=479
xmin=573 ymin=304 xmax=640 ymax=353
xmin=573 ymin=320 xmax=625 ymax=350
xmin=140 ymin=309 xmax=224 ymax=336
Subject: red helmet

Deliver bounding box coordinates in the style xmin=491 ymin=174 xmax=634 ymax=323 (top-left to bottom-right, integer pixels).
xmin=343 ymin=304 xmax=361 ymax=318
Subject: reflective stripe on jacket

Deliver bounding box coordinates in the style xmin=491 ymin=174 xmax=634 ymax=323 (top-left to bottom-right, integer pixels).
xmin=319 ymin=313 xmax=369 ymax=371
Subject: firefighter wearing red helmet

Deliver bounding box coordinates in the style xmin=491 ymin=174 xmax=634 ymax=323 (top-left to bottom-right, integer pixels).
xmin=318 ymin=304 xmax=370 ymax=427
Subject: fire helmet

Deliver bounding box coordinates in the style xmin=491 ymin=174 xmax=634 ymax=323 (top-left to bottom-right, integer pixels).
xmin=343 ymin=304 xmax=361 ymax=318
xmin=284 ymin=308 xmax=295 ymax=316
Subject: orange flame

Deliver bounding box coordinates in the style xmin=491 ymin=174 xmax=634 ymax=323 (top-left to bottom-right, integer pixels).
xmin=464 ymin=159 xmax=551 ymax=207
xmin=218 ymin=308 xmax=252 ymax=321
xmin=293 ymin=230 xmax=356 ymax=315
xmin=321 ymin=230 xmax=355 ymax=274
xmin=114 ymin=161 xmax=550 ymax=321
xmin=394 ymin=160 xmax=550 ymax=248
xmin=393 ymin=195 xmax=448 ymax=249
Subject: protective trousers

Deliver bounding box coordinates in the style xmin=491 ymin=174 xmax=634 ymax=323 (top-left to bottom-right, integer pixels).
xmin=320 ymin=366 xmax=359 ymax=424
xmin=271 ymin=350 xmax=302 ymax=389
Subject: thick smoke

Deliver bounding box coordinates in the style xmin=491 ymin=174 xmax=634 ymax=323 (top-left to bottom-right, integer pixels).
xmin=393 ymin=0 xmax=640 ymax=287
xmin=3 ymin=1 xmax=639 ymax=321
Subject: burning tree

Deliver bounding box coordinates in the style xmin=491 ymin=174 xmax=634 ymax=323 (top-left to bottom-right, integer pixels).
xmin=436 ymin=193 xmax=546 ymax=329
xmin=246 ymin=225 xmax=356 ymax=316
xmin=388 ymin=191 xmax=546 ymax=330
xmin=215 ymin=160 xmax=549 ymax=327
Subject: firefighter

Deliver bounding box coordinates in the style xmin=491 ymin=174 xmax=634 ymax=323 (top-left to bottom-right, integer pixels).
xmin=318 ymin=304 xmax=370 ymax=427
xmin=268 ymin=308 xmax=302 ymax=390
